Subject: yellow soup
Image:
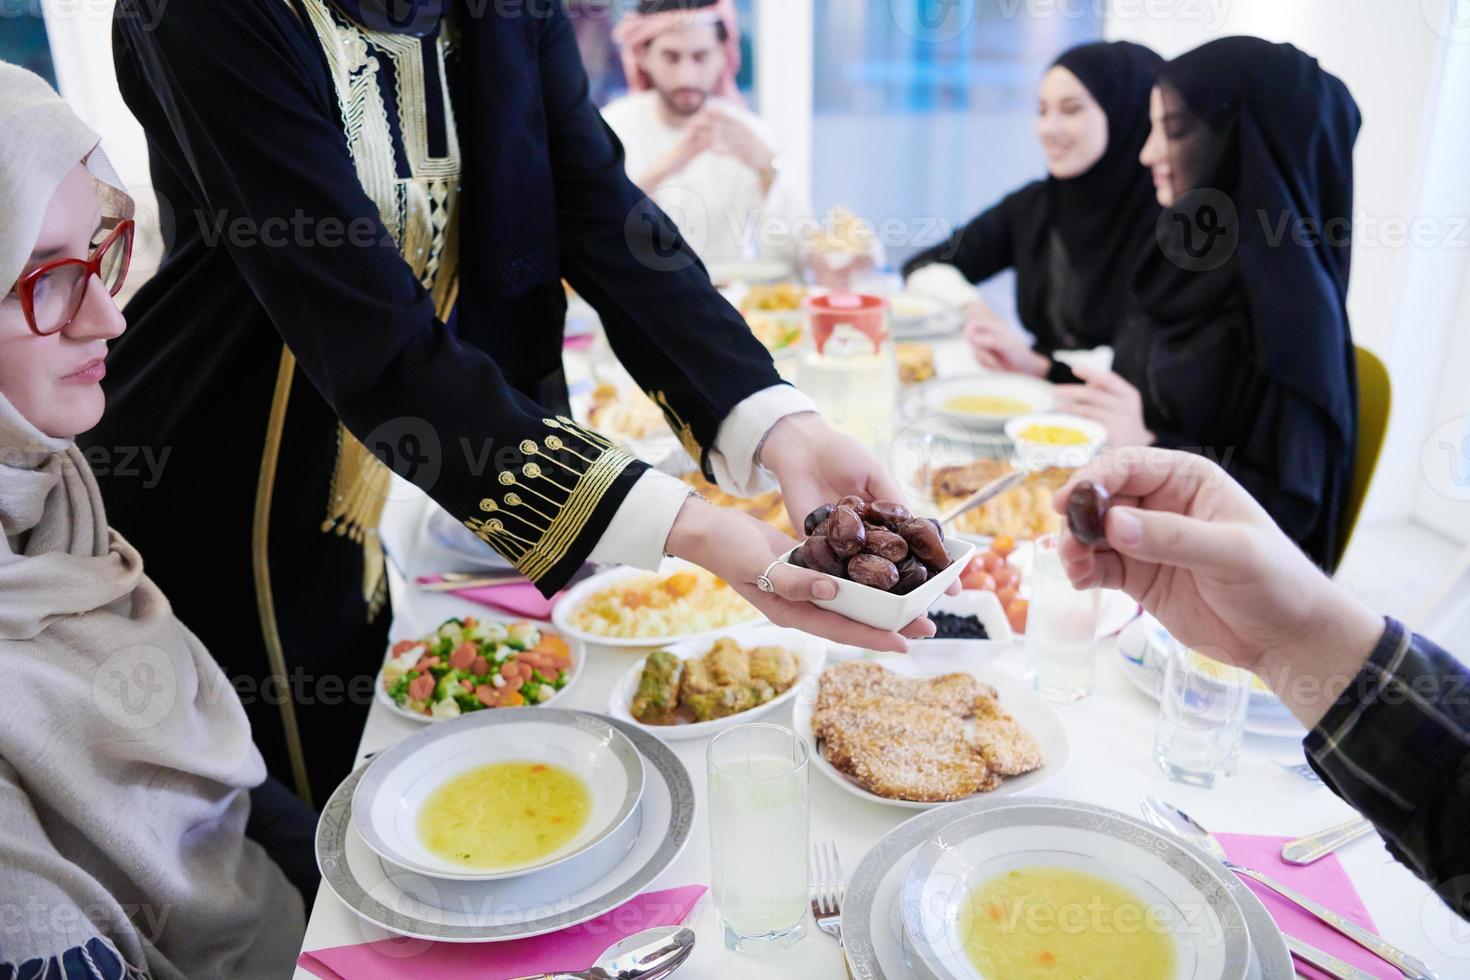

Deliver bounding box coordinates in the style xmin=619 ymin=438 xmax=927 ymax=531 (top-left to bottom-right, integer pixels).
xmin=418 ymin=761 xmax=592 ymax=870
xmin=944 ymin=395 xmax=1035 ymax=417
xmin=957 ymin=866 xmax=1176 ymax=980
xmin=1017 ymin=423 xmax=1089 ymax=446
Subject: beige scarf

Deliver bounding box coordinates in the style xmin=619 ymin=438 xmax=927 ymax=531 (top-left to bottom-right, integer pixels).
xmin=0 ymin=393 xmax=304 ymax=979
xmin=0 ymin=63 xmax=303 ymax=978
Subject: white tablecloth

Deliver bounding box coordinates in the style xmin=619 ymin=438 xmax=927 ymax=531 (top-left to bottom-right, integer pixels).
xmin=292 ymin=496 xmax=1467 ymax=978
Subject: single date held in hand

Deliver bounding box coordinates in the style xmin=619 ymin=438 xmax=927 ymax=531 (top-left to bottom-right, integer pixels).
xmin=1066 ymin=480 xmax=1111 ymax=546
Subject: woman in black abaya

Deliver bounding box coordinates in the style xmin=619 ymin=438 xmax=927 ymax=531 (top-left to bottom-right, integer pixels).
xmin=1057 ymin=37 xmax=1359 ymax=570
xmin=903 ymin=41 xmax=1162 ymax=382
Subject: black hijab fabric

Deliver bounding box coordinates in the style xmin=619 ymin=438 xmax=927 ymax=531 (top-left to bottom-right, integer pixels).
xmin=902 ymin=40 xmax=1161 ymax=362
xmin=331 ymin=0 xmax=444 ymax=35
xmin=1141 ymin=36 xmax=1360 ymax=445
xmin=1115 ymin=36 xmax=1360 ymax=570
xmin=1046 ymin=41 xmax=1165 ymax=319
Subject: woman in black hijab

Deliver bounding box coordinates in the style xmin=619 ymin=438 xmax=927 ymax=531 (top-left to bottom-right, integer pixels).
xmin=1059 ymin=37 xmax=1359 ymax=571
xmin=903 ymin=41 xmax=1162 ymax=382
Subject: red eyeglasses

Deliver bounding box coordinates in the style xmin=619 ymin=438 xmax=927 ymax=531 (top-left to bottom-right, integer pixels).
xmin=12 ymin=219 xmax=134 ymax=337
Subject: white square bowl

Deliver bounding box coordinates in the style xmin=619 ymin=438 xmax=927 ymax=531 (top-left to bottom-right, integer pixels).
xmin=783 ymin=538 xmax=976 ymax=631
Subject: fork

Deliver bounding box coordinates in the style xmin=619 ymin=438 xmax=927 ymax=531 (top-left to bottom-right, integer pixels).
xmin=811 ymin=840 xmax=845 ymax=942
xmin=811 ymin=841 xmax=855 ymax=978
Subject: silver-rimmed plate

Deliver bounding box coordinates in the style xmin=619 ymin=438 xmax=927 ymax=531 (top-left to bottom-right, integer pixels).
xmin=352 ymin=709 xmax=645 ymax=880
xmin=842 ymin=797 xmax=1293 ymax=979
xmin=316 ymin=715 xmax=695 ymax=942
xmin=900 ymin=800 xmax=1252 ymax=980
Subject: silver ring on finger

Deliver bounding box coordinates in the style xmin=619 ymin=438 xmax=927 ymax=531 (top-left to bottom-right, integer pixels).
xmin=756 ymin=558 xmax=783 ymax=594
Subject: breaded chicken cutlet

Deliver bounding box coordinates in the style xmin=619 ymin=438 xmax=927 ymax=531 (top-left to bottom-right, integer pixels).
xmin=812 ymin=661 xmax=1041 ymax=801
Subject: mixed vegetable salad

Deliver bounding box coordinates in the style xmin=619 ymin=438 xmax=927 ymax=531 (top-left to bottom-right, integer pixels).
xmin=381 ymin=617 xmax=574 ymax=719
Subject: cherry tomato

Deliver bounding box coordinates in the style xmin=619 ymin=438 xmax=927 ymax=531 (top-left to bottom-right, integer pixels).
xmin=1006 ymin=598 xmax=1029 ymax=633
xmin=993 ymin=565 xmax=1020 ymax=592
xmin=960 ymin=565 xmax=990 ymax=591
xmin=996 ymin=585 xmax=1019 ymax=608
xmin=991 ymin=534 xmax=1016 ymax=558
xmin=980 ymin=552 xmax=1005 ymax=575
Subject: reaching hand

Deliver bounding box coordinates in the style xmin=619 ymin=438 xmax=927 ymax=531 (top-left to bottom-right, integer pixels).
xmin=665 ymin=497 xmax=935 ymax=652
xmin=1053 ymin=364 xmax=1154 ymax=447
xmin=1050 ymin=448 xmax=1380 ymax=680
xmin=962 ymin=302 xmax=1048 ymax=377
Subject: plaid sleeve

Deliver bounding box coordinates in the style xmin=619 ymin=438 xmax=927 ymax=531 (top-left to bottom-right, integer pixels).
xmin=1305 ymin=617 xmax=1470 ymax=917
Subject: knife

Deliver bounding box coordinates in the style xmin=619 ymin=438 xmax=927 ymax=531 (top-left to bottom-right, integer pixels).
xmin=1282 ymin=818 xmax=1375 ymax=866
xmin=1284 ymin=935 xmax=1379 ymax=980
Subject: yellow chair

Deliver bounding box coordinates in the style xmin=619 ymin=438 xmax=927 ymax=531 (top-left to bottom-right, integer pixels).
xmin=1338 ymin=345 xmax=1391 ymax=567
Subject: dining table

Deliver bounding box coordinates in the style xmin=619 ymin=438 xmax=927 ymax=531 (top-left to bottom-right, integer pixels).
xmin=293 ymin=327 xmax=1467 ymax=980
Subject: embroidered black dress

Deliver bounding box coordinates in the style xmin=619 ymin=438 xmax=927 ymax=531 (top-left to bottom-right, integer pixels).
xmin=89 ymin=0 xmax=784 ymax=804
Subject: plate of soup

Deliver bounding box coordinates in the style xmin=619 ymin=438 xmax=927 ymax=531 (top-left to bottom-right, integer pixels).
xmin=913 ymin=376 xmax=1056 ymax=433
xmin=901 ymin=799 xmax=1254 ymax=980
xmin=353 ymin=708 xmax=645 ymax=880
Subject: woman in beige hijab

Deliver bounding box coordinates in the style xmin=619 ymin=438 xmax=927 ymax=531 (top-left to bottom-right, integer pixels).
xmin=0 ymin=63 xmax=304 ymax=979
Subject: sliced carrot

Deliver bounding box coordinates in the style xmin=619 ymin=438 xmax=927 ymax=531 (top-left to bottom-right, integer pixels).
xmin=662 ymin=571 xmax=698 ymax=597
xmin=532 ymin=633 xmax=570 ymax=657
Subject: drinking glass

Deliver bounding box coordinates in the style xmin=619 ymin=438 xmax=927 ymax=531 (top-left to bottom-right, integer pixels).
xmin=707 ymin=724 xmax=810 ymax=954
xmin=1153 ymin=637 xmax=1251 ymax=788
xmin=1024 ymin=533 xmax=1103 ymax=701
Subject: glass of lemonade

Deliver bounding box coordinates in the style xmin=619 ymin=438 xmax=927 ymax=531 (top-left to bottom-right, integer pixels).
xmin=1153 ymin=638 xmax=1251 ymax=788
xmin=707 ymin=724 xmax=810 ymax=955
xmin=1024 ymin=534 xmax=1103 ymax=702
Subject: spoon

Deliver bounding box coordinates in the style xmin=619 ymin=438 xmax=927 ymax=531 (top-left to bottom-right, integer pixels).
xmin=936 ymin=468 xmax=1029 ymax=526
xmin=508 ymin=926 xmax=696 ymax=980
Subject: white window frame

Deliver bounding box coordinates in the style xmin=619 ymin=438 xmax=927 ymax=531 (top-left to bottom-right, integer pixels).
xmin=753 ymin=0 xmax=815 ymax=215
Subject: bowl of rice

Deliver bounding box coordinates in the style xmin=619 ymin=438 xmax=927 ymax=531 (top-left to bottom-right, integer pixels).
xmin=553 ymin=559 xmax=764 ymax=647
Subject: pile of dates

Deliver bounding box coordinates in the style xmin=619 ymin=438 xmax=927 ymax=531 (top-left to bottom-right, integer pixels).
xmin=787 ymin=496 xmax=952 ymax=595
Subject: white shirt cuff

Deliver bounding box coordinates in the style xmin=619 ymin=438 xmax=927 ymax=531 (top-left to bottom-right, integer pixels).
xmin=587 ymin=470 xmax=693 ymax=570
xmin=905 ymin=262 xmax=981 ymax=309
xmin=707 ymin=385 xmax=819 ymax=497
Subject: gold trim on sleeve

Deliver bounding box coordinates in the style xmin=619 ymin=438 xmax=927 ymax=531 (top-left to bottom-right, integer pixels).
xmin=464 ymin=419 xmax=637 ymax=585
xmin=650 ymin=390 xmax=703 ymax=463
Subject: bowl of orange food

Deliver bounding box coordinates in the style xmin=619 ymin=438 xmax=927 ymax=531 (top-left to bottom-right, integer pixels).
xmin=552 ymin=560 xmax=764 ymax=648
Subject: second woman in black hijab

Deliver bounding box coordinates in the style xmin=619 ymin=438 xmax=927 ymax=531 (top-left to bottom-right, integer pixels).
xmin=903 ymin=41 xmax=1162 ymax=382
xmin=1059 ymin=36 xmax=1360 ymax=571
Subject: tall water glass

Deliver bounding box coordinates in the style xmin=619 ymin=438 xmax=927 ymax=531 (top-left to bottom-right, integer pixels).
xmin=1153 ymin=638 xmax=1251 ymax=788
xmin=1024 ymin=533 xmax=1103 ymax=701
xmin=707 ymin=724 xmax=810 ymax=954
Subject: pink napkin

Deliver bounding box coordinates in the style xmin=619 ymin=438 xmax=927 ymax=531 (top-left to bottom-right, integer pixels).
xmin=416 ymin=578 xmax=563 ymax=621
xmin=1217 ymin=833 xmax=1394 ymax=979
xmin=298 ymin=885 xmax=705 ymax=980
